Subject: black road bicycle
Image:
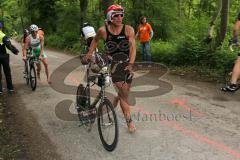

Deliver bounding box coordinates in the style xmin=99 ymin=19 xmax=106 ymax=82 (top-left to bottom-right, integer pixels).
xmin=76 ymin=53 xmax=119 ymax=152
xmin=24 ymin=47 xmax=38 ymax=91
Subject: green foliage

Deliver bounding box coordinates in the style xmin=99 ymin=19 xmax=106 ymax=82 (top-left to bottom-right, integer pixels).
xmin=45 ymin=32 xmax=79 ymax=50
xmin=148 ymin=41 xmax=177 ymax=64
xmin=55 ymin=1 xmax=80 ymax=34
xmin=70 ymin=42 xmax=82 ymax=53
xmin=1 ymin=0 xmax=240 ymax=80
xmin=45 ymin=34 xmax=65 ymax=49
xmin=175 ymin=35 xmax=209 ymax=66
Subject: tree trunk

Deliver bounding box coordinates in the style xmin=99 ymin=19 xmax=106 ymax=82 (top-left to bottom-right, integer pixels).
xmin=205 ymin=0 xmax=222 ymax=43
xmin=188 ymin=0 xmax=193 ymax=18
xmin=177 ymin=0 xmax=181 ymax=17
xmin=18 ymin=0 xmax=24 ymax=32
xmin=218 ymin=0 xmax=229 ymax=46
xmin=80 ymin=0 xmax=88 ymax=32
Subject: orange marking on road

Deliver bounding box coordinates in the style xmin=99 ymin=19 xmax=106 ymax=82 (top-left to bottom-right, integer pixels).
xmin=132 ymin=105 xmax=240 ymax=159
xmin=171 ymin=98 xmax=205 ymax=117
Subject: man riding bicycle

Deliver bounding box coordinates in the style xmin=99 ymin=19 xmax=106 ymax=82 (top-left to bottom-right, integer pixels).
xmin=222 ymin=13 xmax=240 ymax=92
xmin=23 ymin=24 xmax=51 ymax=84
xmin=84 ymin=4 xmax=136 ymax=133
xmin=81 ymin=22 xmax=96 ymax=48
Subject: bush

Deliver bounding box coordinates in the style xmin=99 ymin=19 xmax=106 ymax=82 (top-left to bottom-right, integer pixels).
xmin=69 ymin=42 xmax=83 ymax=54
xmin=62 ymin=32 xmax=79 ymax=49
xmin=45 ymin=32 xmax=79 ymax=50
xmin=45 ymin=34 xmax=65 ymax=49
xmin=135 ymin=40 xmax=177 ymax=63
xmin=175 ymin=35 xmax=210 ymax=66
xmin=151 ymin=41 xmax=177 ymax=64
xmin=141 ymin=35 xmax=237 ymax=81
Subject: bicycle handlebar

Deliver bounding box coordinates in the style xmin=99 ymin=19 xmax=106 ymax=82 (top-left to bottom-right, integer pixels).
xmin=80 ymin=54 xmax=90 ymax=65
xmin=80 ymin=52 xmax=133 ymax=86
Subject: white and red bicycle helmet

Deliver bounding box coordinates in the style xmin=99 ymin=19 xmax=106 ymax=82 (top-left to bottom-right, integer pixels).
xmin=30 ymin=24 xmax=39 ymax=32
xmin=106 ymin=4 xmax=124 ymax=22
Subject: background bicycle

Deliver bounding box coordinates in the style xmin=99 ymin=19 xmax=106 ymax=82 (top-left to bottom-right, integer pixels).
xmin=24 ymin=47 xmax=38 ymax=91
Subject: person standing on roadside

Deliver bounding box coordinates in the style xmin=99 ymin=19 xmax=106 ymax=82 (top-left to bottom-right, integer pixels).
xmin=0 ymin=22 xmax=19 ymax=94
xmin=136 ymin=16 xmax=154 ymax=62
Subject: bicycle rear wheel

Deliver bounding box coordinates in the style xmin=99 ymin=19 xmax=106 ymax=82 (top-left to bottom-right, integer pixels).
xmin=97 ymin=98 xmax=118 ymax=151
xmin=76 ymin=84 xmax=95 ymax=128
xmin=76 ymin=84 xmax=89 ymax=112
xmin=30 ymin=65 xmax=37 ymax=91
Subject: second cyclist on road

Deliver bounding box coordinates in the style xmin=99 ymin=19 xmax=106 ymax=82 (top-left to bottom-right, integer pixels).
xmin=22 ymin=24 xmax=51 ymax=84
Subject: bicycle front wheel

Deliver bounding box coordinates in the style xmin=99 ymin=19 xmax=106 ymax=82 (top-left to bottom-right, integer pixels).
xmin=25 ymin=61 xmax=30 ymax=85
xmin=97 ymin=98 xmax=118 ymax=151
xmin=30 ymin=66 xmax=37 ymax=91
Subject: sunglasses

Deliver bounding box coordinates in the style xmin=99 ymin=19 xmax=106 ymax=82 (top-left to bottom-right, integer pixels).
xmin=113 ymin=14 xmax=124 ymax=18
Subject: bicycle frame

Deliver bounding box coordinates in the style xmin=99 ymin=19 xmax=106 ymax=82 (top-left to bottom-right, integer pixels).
xmin=85 ymin=60 xmax=110 ymax=110
xmin=24 ymin=48 xmax=39 ymax=91
xmin=26 ymin=48 xmax=39 ymax=67
xmin=79 ymin=52 xmax=132 ymax=111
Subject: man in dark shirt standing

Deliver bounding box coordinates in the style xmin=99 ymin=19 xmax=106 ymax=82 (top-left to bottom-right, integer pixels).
xmin=0 ymin=22 xmax=19 ymax=94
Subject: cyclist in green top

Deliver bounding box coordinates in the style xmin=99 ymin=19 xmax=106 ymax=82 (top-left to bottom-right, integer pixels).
xmin=22 ymin=24 xmax=51 ymax=84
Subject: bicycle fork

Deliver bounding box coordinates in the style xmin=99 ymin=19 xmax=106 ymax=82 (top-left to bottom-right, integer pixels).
xmin=99 ymin=87 xmax=113 ymax=128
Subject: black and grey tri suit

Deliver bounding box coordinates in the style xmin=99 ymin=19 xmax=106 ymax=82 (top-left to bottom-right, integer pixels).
xmin=105 ymin=25 xmax=132 ymax=84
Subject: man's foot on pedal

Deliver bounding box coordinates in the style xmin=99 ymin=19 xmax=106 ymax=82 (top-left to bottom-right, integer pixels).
xmin=221 ymin=83 xmax=239 ymax=92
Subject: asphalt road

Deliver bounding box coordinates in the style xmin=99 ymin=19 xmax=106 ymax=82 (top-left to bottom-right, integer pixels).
xmin=5 ymin=40 xmax=240 ymax=160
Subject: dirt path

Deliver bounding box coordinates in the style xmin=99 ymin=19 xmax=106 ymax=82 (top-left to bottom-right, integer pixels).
xmin=2 ymin=40 xmax=240 ymax=160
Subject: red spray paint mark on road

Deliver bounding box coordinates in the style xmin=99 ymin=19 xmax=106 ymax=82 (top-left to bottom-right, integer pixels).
xmin=164 ymin=120 xmax=240 ymax=159
xmin=132 ymin=105 xmax=240 ymax=159
xmin=171 ymin=98 xmax=205 ymax=117
xmin=66 ymin=75 xmax=240 ymax=159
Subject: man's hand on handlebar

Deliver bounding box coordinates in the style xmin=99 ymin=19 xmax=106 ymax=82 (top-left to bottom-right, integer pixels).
xmin=125 ymin=63 xmax=134 ymax=73
xmin=81 ymin=53 xmax=92 ymax=65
